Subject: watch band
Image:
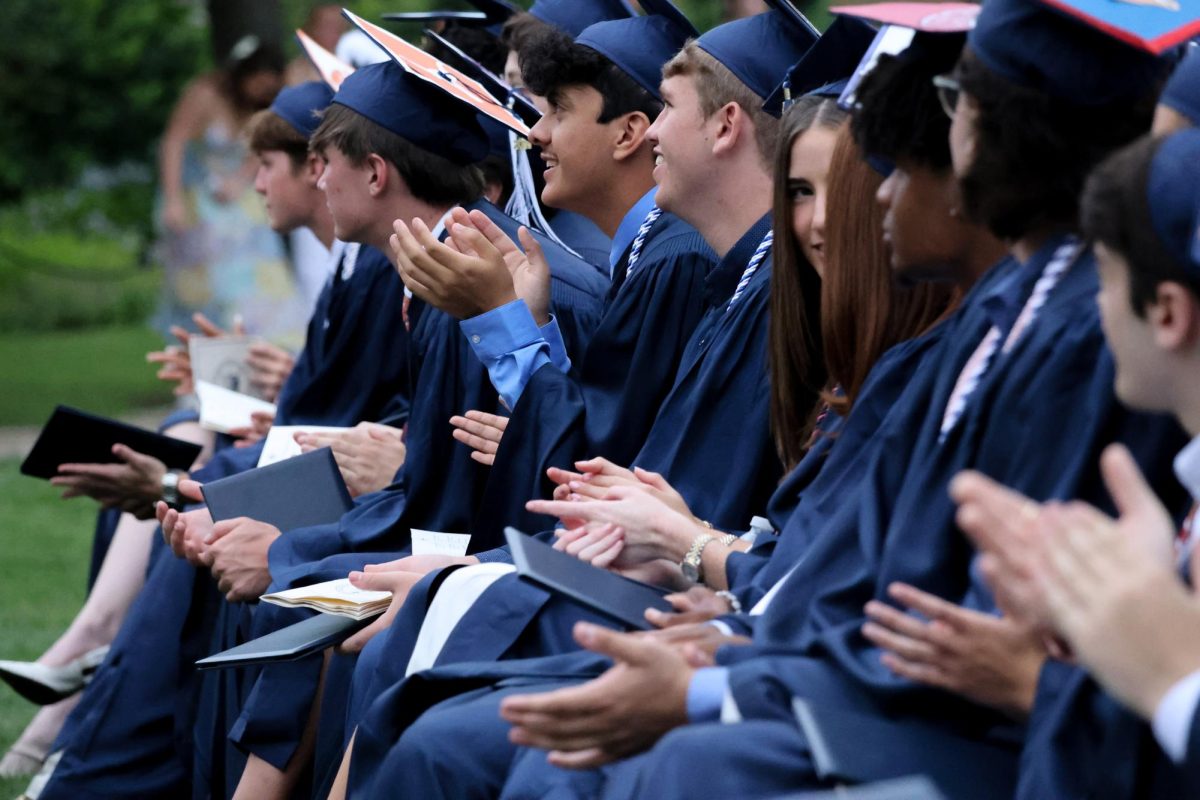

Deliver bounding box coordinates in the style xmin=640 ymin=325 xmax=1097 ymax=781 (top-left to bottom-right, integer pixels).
xmin=718 ymin=533 xmax=738 ymax=547
xmin=715 ymin=589 xmax=743 ymax=614
xmin=681 ymin=532 xmax=716 ymax=584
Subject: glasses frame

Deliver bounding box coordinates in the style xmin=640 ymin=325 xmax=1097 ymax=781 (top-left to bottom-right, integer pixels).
xmin=932 ymin=73 xmax=961 ymax=120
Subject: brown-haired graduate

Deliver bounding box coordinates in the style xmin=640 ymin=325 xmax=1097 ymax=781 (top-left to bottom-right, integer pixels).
xmin=337 ymin=4 xmax=820 ymax=797
xmin=341 ymin=1 xmax=1196 ymax=797
xmin=952 ymin=131 xmax=1200 ymax=797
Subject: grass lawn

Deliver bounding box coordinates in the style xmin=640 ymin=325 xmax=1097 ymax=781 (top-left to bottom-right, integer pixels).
xmin=0 ymin=324 xmax=172 ymax=426
xmin=0 ymin=458 xmax=95 ymax=797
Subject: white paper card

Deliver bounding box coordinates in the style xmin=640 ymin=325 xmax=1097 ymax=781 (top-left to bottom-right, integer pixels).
xmin=257 ymin=425 xmax=352 ymax=468
xmin=262 ymin=578 xmax=391 ymax=605
xmin=189 ymin=336 xmax=268 ymax=399
xmin=196 ymin=380 xmax=277 ymax=434
xmin=411 ymin=529 xmax=471 ymax=557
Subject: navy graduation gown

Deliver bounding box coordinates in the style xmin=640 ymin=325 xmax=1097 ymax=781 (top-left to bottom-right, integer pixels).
xmin=40 ymin=244 xmax=414 ymax=799
xmin=471 ymin=211 xmax=715 ymax=546
xmin=353 ymin=240 xmax=1188 ymax=800
xmin=548 ymin=208 xmax=612 ymax=274
xmin=222 ymin=198 xmax=606 ymax=777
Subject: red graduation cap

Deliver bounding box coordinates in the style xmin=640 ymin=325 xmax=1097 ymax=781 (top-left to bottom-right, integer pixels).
xmin=830 ymin=2 xmax=980 ymax=33
xmin=341 ymin=9 xmax=531 ymax=137
xmin=1036 ymin=0 xmax=1200 ymax=54
xmin=296 ymin=28 xmax=355 ymax=91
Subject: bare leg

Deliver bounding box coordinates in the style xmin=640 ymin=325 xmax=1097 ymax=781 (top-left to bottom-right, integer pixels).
xmin=35 ymin=513 xmax=156 ymax=668
xmin=232 ymin=650 xmax=330 ymax=800
xmin=326 ymin=730 xmax=355 ymax=800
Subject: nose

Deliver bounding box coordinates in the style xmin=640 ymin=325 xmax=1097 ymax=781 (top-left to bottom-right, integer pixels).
xmin=529 ymin=114 xmax=551 ymax=149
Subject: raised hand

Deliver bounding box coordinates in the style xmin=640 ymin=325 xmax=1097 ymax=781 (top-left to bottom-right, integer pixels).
xmin=296 ymin=422 xmax=406 ymax=496
xmin=449 ymin=410 xmax=508 ymax=466
xmin=862 ymin=582 xmax=1046 ymax=719
xmin=52 ymin=444 xmax=168 ymax=518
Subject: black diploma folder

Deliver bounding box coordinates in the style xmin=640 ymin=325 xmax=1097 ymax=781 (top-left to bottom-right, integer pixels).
xmin=200 ymin=446 xmax=352 ymax=531
xmin=21 ymin=405 xmax=203 ymax=480
xmin=505 ymin=527 xmax=673 ymax=631
xmin=195 ymin=612 xmax=371 ymax=669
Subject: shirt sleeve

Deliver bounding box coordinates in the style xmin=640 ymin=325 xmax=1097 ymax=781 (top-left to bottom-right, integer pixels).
xmin=1152 ymin=668 xmax=1200 ymax=763
xmin=686 ymin=666 xmax=730 ymax=723
xmin=459 ymin=300 xmax=571 ymax=410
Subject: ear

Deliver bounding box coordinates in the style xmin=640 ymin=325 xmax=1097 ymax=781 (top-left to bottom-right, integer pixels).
xmin=364 ymin=153 xmax=390 ymax=197
xmin=709 ymin=101 xmax=747 ymax=159
xmin=1150 ymin=281 xmax=1200 ymax=352
xmin=303 ymin=151 xmax=324 ymax=187
xmin=611 ymin=111 xmax=652 ymax=164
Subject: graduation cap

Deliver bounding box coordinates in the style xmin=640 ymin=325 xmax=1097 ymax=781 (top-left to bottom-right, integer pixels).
xmin=830 ymin=3 xmax=978 ymax=111
xmin=764 ymin=16 xmax=880 ymax=116
xmin=695 ymin=0 xmax=821 ymax=100
xmin=343 ymin=9 xmax=531 ymax=136
xmin=968 ymin=0 xmax=1178 ymax=105
xmin=1146 ymin=130 xmax=1200 ymax=271
xmin=269 ymin=81 xmax=335 ymax=139
xmin=423 ymin=28 xmax=541 ymax=126
xmin=529 ymin=0 xmax=636 ymax=37
xmin=574 ymin=0 xmax=699 ymax=99
xmin=296 ymin=28 xmax=355 ymax=91
xmin=382 ymin=5 xmax=511 ymax=37
xmin=327 ymin=59 xmax=491 ymax=165
xmin=1039 ymin=0 xmax=1200 ymax=54
xmin=1159 ymin=45 xmax=1200 ymax=124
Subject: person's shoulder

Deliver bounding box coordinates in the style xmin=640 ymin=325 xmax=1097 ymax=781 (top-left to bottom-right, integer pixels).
xmin=641 ymin=213 xmax=717 ymax=267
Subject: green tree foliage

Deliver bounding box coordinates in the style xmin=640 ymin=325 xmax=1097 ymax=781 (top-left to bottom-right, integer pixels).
xmin=0 ymin=0 xmax=208 ymax=201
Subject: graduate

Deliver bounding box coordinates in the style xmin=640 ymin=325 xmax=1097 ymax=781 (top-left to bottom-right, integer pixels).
xmin=18 ymin=78 xmax=418 ymax=800
xmin=346 ymin=2 xmax=1192 ymax=797
xmin=202 ymin=52 xmax=608 ymax=798
xmin=952 ymin=130 xmax=1200 ymax=798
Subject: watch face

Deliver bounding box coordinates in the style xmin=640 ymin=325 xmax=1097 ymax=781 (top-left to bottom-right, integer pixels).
xmin=681 ymin=562 xmax=699 ymax=583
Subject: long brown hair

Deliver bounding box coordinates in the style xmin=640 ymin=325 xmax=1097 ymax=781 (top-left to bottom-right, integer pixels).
xmin=821 ymin=122 xmax=958 ymax=415
xmin=769 ymin=97 xmax=838 ymax=470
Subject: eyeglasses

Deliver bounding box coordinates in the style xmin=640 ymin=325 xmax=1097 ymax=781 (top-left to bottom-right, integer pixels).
xmin=932 ymin=74 xmax=961 ymax=119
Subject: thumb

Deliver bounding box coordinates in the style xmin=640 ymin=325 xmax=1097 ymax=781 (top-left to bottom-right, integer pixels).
xmin=573 ymin=622 xmax=651 ymax=665
xmin=179 ymin=479 xmax=204 ymax=502
xmin=348 ymin=570 xmax=397 ymax=592
xmin=633 ymin=467 xmax=668 ymax=490
xmin=516 ymin=227 xmax=549 ymax=272
xmin=232 ymin=314 xmax=246 ymax=336
xmin=1100 ymin=444 xmax=1158 ymax=520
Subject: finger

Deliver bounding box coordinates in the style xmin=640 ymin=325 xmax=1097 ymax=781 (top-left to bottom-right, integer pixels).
xmin=879 ymin=652 xmax=950 ymax=690
xmin=516 ymin=226 xmax=549 ymax=273
xmin=565 ymin=481 xmax=612 ymax=501
xmin=590 ymin=536 xmax=625 ymax=570
xmin=112 ymin=444 xmax=158 ymax=470
xmin=526 ymin=499 xmax=604 ymax=521
xmin=468 ymin=209 xmax=522 ymax=258
xmin=546 ymin=747 xmax=609 ymax=771
xmin=347 ymin=569 xmax=403 ymax=594
xmin=860 ymin=620 xmax=938 ymax=663
xmin=206 ymin=518 xmax=241 ymax=545
xmin=169 ymin=325 xmax=193 ymax=346
xmin=179 ymin=479 xmax=203 ymax=502
xmin=192 ymin=312 xmax=226 ymax=338
xmin=463 ymin=409 xmax=509 ymax=431
xmin=547 ymin=467 xmax=584 ymax=487
xmin=468 ymin=450 xmax=496 ymax=466
xmin=573 ymin=622 xmax=653 ymax=665
xmin=449 ymin=415 xmax=505 ymax=445
xmin=451 ymin=427 xmax=500 ymax=456
xmin=339 ymin=616 xmax=387 ymax=654
xmin=552 ymin=527 xmax=589 ymax=550
xmin=1099 ymin=444 xmax=1159 ymax=520
xmin=863 ymin=600 xmax=940 ymax=644
xmin=886 ymin=583 xmax=975 ymax=630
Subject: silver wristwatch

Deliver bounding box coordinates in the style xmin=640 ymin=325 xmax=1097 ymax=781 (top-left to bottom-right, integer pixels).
xmin=681 ymin=533 xmax=716 ymax=583
xmin=161 ymin=470 xmax=184 ymax=509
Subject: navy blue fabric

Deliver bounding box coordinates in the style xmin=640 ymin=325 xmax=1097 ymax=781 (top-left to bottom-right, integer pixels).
xmin=547 ymin=208 xmax=612 ymax=273
xmin=696 ymin=9 xmax=818 ymax=99
xmin=1162 ymin=48 xmax=1200 ymax=126
xmin=763 ymin=16 xmax=877 ymax=116
xmin=575 ymin=3 xmax=697 ymax=99
xmin=1146 ymin=129 xmax=1200 ymax=275
xmin=347 ymin=239 xmax=1189 ymax=799
xmin=269 ymin=80 xmax=334 ymax=139
xmin=274 ymin=244 xmax=411 ymax=428
xmin=332 ymin=61 xmax=490 ymax=165
xmin=471 ymin=211 xmax=715 ymax=546
xmin=967 ymin=0 xmax=1167 ymax=106
xmin=221 ymin=198 xmax=605 ymax=774
xmin=41 ymin=539 xmax=218 ymax=799
xmin=529 ymin=0 xmax=633 ymax=37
